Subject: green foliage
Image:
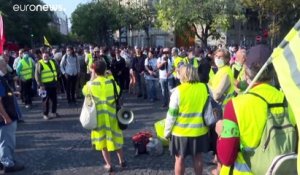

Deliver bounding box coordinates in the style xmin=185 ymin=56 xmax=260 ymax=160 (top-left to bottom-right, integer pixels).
xmin=0 ymin=0 xmax=53 ymax=47
xmin=241 ymin=0 xmax=300 ymax=46
xmin=156 ymin=0 xmax=244 ymax=47
xmin=71 ymin=1 xmax=120 ymax=45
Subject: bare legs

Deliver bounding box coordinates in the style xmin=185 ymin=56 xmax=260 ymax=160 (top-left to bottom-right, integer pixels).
xmin=175 ymin=155 xmax=185 ymax=175
xmin=101 ymin=148 xmax=125 ymax=168
xmin=193 ymin=153 xmax=203 ymax=175
xmin=174 ymin=153 xmax=203 ymax=175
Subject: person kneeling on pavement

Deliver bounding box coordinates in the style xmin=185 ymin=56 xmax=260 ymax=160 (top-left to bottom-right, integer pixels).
xmin=35 ymin=51 xmax=60 ymax=120
xmin=0 ymin=58 xmax=24 ymax=173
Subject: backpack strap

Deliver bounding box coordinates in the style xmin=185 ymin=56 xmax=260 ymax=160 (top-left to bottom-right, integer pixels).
xmin=247 ymin=92 xmax=287 ymax=109
xmin=110 ymin=79 xmax=121 ymax=111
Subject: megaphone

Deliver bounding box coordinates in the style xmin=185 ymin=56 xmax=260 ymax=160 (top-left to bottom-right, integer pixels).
xmin=117 ymin=108 xmax=134 ymax=125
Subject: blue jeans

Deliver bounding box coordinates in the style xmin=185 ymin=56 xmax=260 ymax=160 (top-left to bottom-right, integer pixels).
xmin=159 ymin=78 xmax=174 ymax=105
xmin=136 ymin=73 xmax=147 ymax=98
xmin=0 ymin=121 xmax=17 ymax=167
xmin=146 ymin=79 xmax=157 ymax=101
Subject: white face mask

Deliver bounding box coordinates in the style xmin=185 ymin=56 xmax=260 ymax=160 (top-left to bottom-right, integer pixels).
xmin=215 ymin=58 xmax=225 ymax=67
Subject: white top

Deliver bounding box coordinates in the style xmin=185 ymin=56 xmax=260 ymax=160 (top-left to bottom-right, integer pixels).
xmin=157 ymin=57 xmax=174 ymax=79
xmin=60 ymin=54 xmax=80 ymax=76
xmin=13 ymin=57 xmax=21 ymax=70
xmin=144 ymin=57 xmax=158 ymax=80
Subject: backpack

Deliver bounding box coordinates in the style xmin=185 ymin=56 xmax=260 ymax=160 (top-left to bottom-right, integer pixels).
xmin=131 ymin=131 xmax=152 ymax=156
xmin=242 ymin=92 xmax=297 ymax=175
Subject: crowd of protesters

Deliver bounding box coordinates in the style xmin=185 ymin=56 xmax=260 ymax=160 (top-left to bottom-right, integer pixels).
xmin=1 ymin=40 xmax=294 ymax=175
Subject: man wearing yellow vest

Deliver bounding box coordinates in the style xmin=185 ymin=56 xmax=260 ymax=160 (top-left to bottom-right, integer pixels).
xmin=216 ymin=45 xmax=297 ymax=175
xmin=232 ymin=49 xmax=247 ymax=94
xmin=16 ymin=49 xmax=35 ymax=109
xmin=172 ymin=48 xmax=187 ymax=86
xmin=82 ymin=60 xmax=125 ymax=173
xmin=84 ymin=47 xmax=93 ymax=79
xmin=185 ymin=48 xmax=199 ymax=69
xmin=164 ymin=65 xmax=211 ymax=175
xmin=35 ymin=51 xmax=60 ymax=120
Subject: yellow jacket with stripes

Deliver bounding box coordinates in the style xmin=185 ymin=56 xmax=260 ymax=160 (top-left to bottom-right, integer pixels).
xmin=82 ymin=76 xmax=123 ymax=151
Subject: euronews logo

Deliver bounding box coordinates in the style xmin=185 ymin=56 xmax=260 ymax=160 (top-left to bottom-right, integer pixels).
xmin=13 ymin=4 xmax=65 ymax=12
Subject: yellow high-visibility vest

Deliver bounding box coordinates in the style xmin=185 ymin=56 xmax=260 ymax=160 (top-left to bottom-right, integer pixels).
xmin=39 ymin=59 xmax=57 ymax=83
xmin=171 ymin=83 xmax=208 ymax=137
xmin=19 ymin=58 xmax=34 ymax=80
xmin=82 ymin=76 xmax=123 ymax=151
xmin=220 ymin=84 xmax=295 ymax=175
xmin=209 ymin=65 xmax=235 ymax=106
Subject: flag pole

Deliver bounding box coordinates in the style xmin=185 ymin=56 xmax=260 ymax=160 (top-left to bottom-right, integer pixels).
xmin=243 ymin=56 xmax=273 ymax=94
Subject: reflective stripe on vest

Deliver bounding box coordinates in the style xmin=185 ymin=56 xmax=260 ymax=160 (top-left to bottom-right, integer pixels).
xmin=220 ymin=152 xmax=253 ymax=175
xmin=220 ymin=84 xmax=286 ymax=175
xmin=39 ymin=60 xmax=57 ymax=83
xmin=20 ymin=58 xmax=33 ymax=80
xmin=171 ymin=83 xmax=208 ymax=137
xmin=209 ymin=65 xmax=235 ymax=106
xmin=89 ymin=76 xmax=123 ymax=151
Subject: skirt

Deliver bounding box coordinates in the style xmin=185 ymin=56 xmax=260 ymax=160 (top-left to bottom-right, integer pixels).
xmin=169 ymin=134 xmax=210 ymax=157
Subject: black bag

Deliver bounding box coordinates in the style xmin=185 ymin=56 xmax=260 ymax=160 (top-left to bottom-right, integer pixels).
xmin=111 ymin=80 xmax=127 ymax=130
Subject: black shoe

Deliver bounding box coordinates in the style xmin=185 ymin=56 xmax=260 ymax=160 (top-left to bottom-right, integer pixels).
xmin=4 ymin=164 xmax=25 ymax=173
xmin=120 ymin=161 xmax=127 ymax=168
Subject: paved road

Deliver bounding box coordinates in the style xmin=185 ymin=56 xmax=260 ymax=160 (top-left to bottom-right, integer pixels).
xmin=12 ymin=92 xmax=215 ymax=175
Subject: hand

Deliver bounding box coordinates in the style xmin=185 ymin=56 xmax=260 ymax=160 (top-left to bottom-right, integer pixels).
xmin=40 ymin=86 xmax=45 ymax=90
xmin=64 ymin=74 xmax=68 ymax=79
xmin=4 ymin=117 xmax=12 ymax=125
xmin=215 ymin=120 xmax=223 ymax=136
xmin=166 ymin=72 xmax=172 ymax=78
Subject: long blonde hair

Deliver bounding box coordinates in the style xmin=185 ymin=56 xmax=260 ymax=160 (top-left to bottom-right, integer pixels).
xmin=178 ymin=65 xmax=199 ymax=83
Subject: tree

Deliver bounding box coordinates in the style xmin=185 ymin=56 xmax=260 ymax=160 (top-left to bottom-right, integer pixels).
xmin=242 ymin=0 xmax=300 ymax=47
xmin=71 ymin=1 xmax=120 ymax=45
xmin=156 ymin=0 xmax=244 ymax=47
xmin=0 ymin=0 xmax=53 ymax=47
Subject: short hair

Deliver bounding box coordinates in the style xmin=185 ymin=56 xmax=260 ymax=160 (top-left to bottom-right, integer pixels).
xmin=93 ymin=60 xmax=106 ymax=76
xmin=178 ymin=65 xmax=199 ymax=83
xmin=246 ymin=63 xmax=274 ymax=82
xmin=214 ymin=48 xmax=231 ymax=65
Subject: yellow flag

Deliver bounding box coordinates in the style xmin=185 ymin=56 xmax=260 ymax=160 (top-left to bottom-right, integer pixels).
xmin=43 ymin=36 xmax=51 ymax=47
xmin=271 ymin=19 xmax=300 ymax=172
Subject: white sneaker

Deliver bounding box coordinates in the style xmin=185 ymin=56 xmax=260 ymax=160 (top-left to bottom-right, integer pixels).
xmin=25 ymin=105 xmax=30 ymax=109
xmin=43 ymin=115 xmax=50 ymax=120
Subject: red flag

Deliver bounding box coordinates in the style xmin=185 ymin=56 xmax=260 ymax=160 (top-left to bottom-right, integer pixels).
xmin=0 ymin=14 xmax=5 ymax=54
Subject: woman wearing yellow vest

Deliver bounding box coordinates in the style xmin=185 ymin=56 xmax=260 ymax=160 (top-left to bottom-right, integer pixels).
xmin=216 ymin=45 xmax=297 ymax=175
xmin=82 ymin=60 xmax=125 ymax=173
xmin=35 ymin=52 xmax=60 ymax=120
xmin=208 ymin=48 xmax=235 ymax=107
xmin=164 ymin=65 xmax=211 ymax=175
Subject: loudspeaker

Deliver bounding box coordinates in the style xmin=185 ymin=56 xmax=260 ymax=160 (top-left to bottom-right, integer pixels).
xmin=117 ymin=108 xmax=134 ymax=125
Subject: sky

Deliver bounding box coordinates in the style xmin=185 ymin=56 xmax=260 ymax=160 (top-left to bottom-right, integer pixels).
xmin=43 ymin=0 xmax=91 ymax=19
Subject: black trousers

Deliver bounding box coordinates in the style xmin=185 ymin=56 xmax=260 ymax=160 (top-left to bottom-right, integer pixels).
xmin=43 ymin=86 xmax=57 ymax=115
xmin=65 ymin=75 xmax=77 ymax=103
xmin=21 ymin=79 xmax=32 ymax=105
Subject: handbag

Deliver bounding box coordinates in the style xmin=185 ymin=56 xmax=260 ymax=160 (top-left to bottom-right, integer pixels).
xmin=202 ymin=85 xmax=219 ymax=126
xmin=79 ymin=83 xmax=97 ymax=130
xmin=111 ymin=80 xmax=127 ymax=130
